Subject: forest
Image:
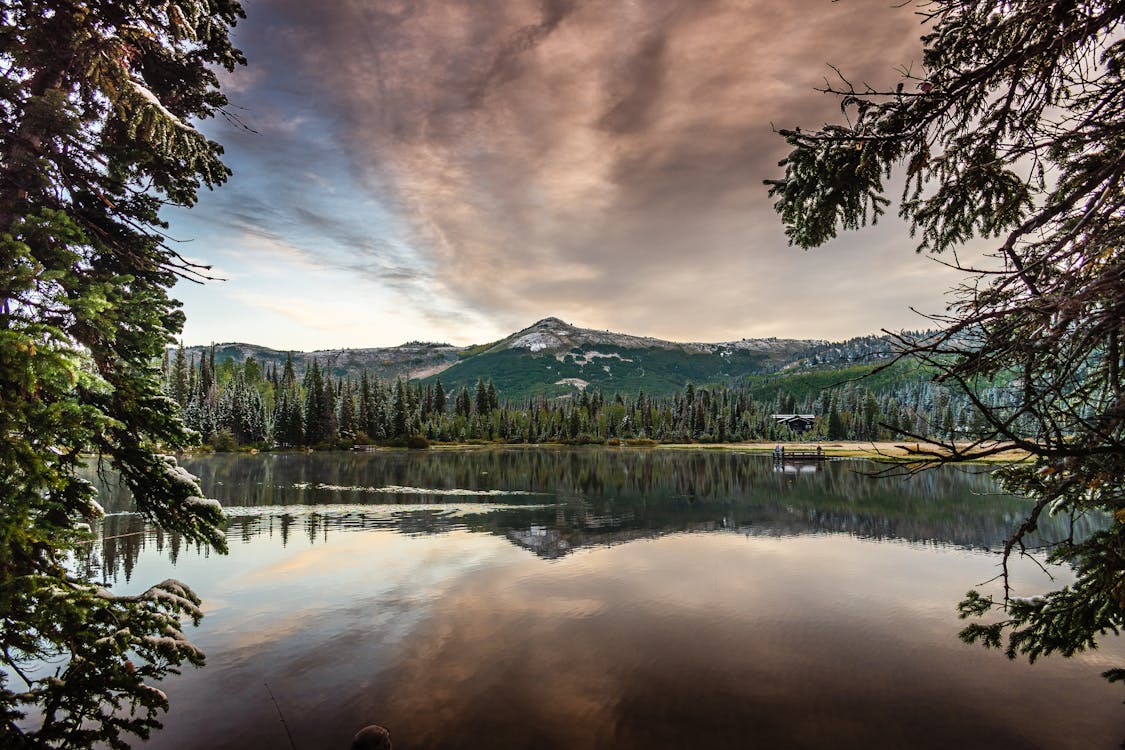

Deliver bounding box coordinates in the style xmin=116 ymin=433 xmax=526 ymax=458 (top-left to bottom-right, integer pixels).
xmin=163 ymin=344 xmax=1004 ymax=449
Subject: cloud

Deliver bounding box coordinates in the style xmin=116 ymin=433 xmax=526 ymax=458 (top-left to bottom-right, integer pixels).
xmin=230 ymin=292 xmax=354 ymax=331
xmin=235 ymin=231 xmax=321 ymax=269
xmin=212 ymin=62 xmax=264 ymax=95
xmin=219 ymin=0 xmax=944 ymax=341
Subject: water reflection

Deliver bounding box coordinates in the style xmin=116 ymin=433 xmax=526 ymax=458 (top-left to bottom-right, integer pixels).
xmin=81 ymin=449 xmax=1095 ymax=581
xmin=73 ymin=449 xmax=1124 ymax=750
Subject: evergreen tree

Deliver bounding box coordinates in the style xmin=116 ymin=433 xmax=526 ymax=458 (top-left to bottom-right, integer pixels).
xmin=433 ymin=377 xmax=447 ymax=414
xmin=271 ymin=352 xmax=303 ymax=447
xmin=241 ymin=357 xmax=261 ymax=393
xmin=199 ymin=349 xmax=213 ymax=395
xmin=0 ymin=1 xmax=244 ymax=746
xmin=358 ymin=372 xmax=372 ymax=437
xmin=392 ymin=378 xmax=409 ymax=437
xmin=474 ymin=377 xmax=489 ymax=415
xmin=320 ymin=375 xmax=338 ymax=443
xmin=187 ymin=353 xmax=197 ymax=402
xmin=282 ymin=352 xmax=297 ymax=387
xmin=769 ymin=0 xmax=1125 ymax=682
xmin=303 ymin=359 xmax=325 ymax=445
xmin=827 ymin=399 xmax=845 ymax=441
xmin=339 ymin=377 xmax=357 ymax=438
xmin=272 ymin=390 xmax=294 ymax=448
xmin=456 ymin=386 xmax=472 ymax=418
xmin=372 ymin=376 xmax=390 ymax=440
xmin=170 ymin=344 xmax=190 ymax=407
xmin=204 ymin=344 xmax=216 ymax=393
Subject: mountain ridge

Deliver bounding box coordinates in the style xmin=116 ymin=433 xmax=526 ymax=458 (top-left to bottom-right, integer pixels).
xmin=489 ymin=316 xmax=828 ymax=356
xmin=182 ymin=317 xmax=904 ymax=398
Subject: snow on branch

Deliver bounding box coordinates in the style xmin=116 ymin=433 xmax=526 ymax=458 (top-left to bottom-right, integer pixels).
xmin=127 ymin=79 xmax=199 ymax=135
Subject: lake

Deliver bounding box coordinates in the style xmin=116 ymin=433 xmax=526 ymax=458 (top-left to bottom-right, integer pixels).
xmin=80 ymin=448 xmax=1125 ymax=749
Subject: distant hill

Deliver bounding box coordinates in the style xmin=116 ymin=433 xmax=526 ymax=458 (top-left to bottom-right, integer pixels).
xmin=182 ymin=341 xmax=461 ymax=382
xmin=184 ymin=317 xmax=913 ymax=398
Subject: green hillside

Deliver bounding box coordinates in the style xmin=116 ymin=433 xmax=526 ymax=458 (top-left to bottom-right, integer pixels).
xmin=424 ymin=345 xmax=777 ymax=400
xmin=740 ymin=360 xmax=929 ymax=403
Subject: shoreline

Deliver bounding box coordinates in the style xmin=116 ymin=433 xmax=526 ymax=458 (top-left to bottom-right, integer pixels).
xmin=191 ymin=440 xmax=1030 ymax=464
xmin=650 ymin=441 xmax=1030 ymax=463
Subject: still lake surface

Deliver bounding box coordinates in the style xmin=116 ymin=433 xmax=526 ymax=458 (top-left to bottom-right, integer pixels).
xmin=82 ymin=448 xmax=1125 ymax=749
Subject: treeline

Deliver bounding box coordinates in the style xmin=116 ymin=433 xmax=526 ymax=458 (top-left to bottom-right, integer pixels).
xmin=163 ymin=346 xmax=990 ymax=449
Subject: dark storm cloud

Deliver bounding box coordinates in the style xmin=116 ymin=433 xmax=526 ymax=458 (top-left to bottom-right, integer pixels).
xmin=230 ymin=0 xmax=953 ymax=340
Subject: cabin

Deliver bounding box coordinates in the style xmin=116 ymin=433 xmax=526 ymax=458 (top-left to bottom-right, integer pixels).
xmin=771 ymin=413 xmax=817 ymax=434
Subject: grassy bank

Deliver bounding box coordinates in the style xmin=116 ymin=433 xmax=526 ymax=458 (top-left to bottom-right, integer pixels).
xmin=654 ymin=441 xmax=1031 ymax=463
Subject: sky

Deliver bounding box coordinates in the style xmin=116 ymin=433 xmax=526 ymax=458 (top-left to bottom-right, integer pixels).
xmin=168 ymin=0 xmax=965 ymax=350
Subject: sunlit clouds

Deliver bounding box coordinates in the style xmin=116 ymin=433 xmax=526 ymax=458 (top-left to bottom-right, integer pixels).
xmin=169 ymin=0 xmax=963 ymax=349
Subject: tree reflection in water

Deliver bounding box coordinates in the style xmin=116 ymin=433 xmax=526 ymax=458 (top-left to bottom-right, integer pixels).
xmin=70 ymin=448 xmax=1124 ymax=750
xmin=78 ymin=448 xmax=1095 ymax=581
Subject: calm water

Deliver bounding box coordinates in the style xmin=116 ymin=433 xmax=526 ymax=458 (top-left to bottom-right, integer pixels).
xmin=80 ymin=448 xmax=1124 ymax=749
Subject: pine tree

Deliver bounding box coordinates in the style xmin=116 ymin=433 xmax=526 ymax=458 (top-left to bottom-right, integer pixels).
xmin=827 ymin=399 xmax=845 ymax=440
xmin=271 ymin=352 xmax=302 ymax=447
xmin=358 ymin=372 xmax=372 ymax=437
xmin=170 ymin=344 xmax=190 ymax=407
xmin=392 ymin=378 xmax=409 ymax=438
xmin=204 ymin=344 xmax=216 ymax=392
xmin=433 ymin=378 xmax=447 ymax=414
xmin=339 ymin=377 xmax=357 ymax=438
xmin=487 ymin=380 xmax=499 ymax=411
xmin=0 ymin=2 xmax=244 ymax=746
xmin=769 ymin=0 xmax=1125 ymax=682
xmin=187 ymin=353 xmax=197 ymax=402
xmin=282 ymin=352 xmax=297 ymax=387
xmin=320 ymin=375 xmax=338 ymax=443
xmin=371 ymin=377 xmax=390 ymax=440
xmin=456 ymin=386 xmax=472 ymax=418
xmin=474 ymin=377 xmax=489 ymax=415
xmin=303 ymin=359 xmax=325 ymax=445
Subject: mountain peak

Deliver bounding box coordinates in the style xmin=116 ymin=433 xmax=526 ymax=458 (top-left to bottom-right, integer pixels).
xmin=504 ymin=317 xmax=574 ymax=353
xmin=530 ymin=316 xmax=569 ymax=328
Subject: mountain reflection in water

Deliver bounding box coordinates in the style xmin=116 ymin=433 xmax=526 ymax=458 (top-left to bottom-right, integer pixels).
xmin=83 ymin=448 xmax=1092 ymax=582
xmin=76 ymin=449 xmax=1123 ymax=749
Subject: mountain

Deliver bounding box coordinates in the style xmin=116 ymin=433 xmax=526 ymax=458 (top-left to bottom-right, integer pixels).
xmin=426 ymin=317 xmax=834 ymax=400
xmin=183 ymin=341 xmax=461 ymax=382
xmin=185 ymin=317 xmax=906 ymax=398
xmin=479 ymin=317 xmax=823 ymax=357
